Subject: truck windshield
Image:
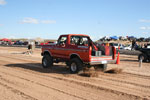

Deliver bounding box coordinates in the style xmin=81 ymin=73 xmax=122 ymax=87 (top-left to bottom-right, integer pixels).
xmin=58 ymin=36 xmax=67 ymax=45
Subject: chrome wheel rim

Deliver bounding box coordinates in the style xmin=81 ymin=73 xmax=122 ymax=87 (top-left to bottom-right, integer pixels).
xmin=71 ymin=63 xmax=77 ymax=72
xmin=140 ymin=55 xmax=144 ymax=61
xmin=43 ymin=58 xmax=47 ymax=66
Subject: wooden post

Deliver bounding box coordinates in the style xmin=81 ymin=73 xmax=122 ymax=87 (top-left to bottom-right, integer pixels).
xmin=139 ymin=57 xmax=142 ymax=67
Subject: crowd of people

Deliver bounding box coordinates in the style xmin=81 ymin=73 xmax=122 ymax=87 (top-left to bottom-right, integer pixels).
xmin=132 ymin=40 xmax=150 ymax=50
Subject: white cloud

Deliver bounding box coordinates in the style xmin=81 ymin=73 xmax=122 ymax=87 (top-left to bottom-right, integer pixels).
xmin=140 ymin=27 xmax=147 ymax=30
xmin=142 ymin=32 xmax=149 ymax=34
xmin=139 ymin=19 xmax=150 ymax=23
xmin=140 ymin=26 xmax=150 ymax=30
xmin=41 ymin=20 xmax=56 ymax=24
xmin=21 ymin=17 xmax=39 ymax=24
xmin=20 ymin=18 xmax=56 ymax=24
xmin=0 ymin=0 xmax=6 ymax=5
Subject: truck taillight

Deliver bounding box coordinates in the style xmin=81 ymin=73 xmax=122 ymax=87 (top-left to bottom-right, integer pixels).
xmin=89 ymin=46 xmax=92 ymax=55
xmin=89 ymin=46 xmax=92 ymax=61
xmin=112 ymin=47 xmax=116 ymax=60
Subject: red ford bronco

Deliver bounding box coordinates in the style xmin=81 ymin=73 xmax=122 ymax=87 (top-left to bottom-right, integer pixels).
xmin=41 ymin=34 xmax=118 ymax=73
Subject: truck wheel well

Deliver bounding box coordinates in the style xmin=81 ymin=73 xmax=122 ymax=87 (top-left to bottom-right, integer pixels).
xmin=70 ymin=54 xmax=82 ymax=63
xmin=43 ymin=51 xmax=51 ymax=56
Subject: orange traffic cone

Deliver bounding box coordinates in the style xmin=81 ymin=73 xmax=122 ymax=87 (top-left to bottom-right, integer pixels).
xmin=116 ymin=52 xmax=120 ymax=64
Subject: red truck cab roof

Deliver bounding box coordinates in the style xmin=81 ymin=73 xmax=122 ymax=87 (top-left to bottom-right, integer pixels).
xmin=60 ymin=34 xmax=89 ymax=37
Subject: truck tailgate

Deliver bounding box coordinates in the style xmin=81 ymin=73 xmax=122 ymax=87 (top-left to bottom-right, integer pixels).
xmin=89 ymin=56 xmax=116 ymax=65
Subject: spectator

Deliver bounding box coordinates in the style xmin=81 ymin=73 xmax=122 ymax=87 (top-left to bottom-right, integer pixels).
xmin=132 ymin=40 xmax=136 ymax=50
xmin=28 ymin=44 xmax=32 ymax=54
xmin=144 ymin=43 xmax=147 ymax=48
xmin=27 ymin=42 xmax=35 ymax=54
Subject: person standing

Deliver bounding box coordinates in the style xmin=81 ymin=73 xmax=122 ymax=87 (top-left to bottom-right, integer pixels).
xmin=132 ymin=40 xmax=136 ymax=50
xmin=27 ymin=41 xmax=35 ymax=54
xmin=28 ymin=43 xmax=32 ymax=54
xmin=31 ymin=41 xmax=35 ymax=54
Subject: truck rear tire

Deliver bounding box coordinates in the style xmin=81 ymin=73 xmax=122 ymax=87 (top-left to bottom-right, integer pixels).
xmin=69 ymin=58 xmax=83 ymax=74
xmin=42 ymin=55 xmax=53 ymax=68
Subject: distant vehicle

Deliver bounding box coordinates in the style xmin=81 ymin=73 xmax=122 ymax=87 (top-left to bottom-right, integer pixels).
xmin=23 ymin=41 xmax=29 ymax=45
xmin=0 ymin=41 xmax=2 ymax=45
xmin=109 ymin=43 xmax=124 ymax=49
xmin=14 ymin=41 xmax=24 ymax=45
xmin=45 ymin=41 xmax=55 ymax=45
xmin=147 ymin=44 xmax=150 ymax=48
xmin=0 ymin=38 xmax=12 ymax=45
xmin=40 ymin=43 xmax=45 ymax=45
xmin=40 ymin=41 xmax=55 ymax=45
xmin=138 ymin=48 xmax=150 ymax=62
xmin=123 ymin=45 xmax=132 ymax=50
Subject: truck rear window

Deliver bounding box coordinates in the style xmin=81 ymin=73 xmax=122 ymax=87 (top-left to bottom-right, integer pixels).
xmin=70 ymin=36 xmax=89 ymax=46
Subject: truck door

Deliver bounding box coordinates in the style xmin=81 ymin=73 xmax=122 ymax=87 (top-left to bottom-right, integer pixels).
xmin=53 ymin=36 xmax=68 ymax=58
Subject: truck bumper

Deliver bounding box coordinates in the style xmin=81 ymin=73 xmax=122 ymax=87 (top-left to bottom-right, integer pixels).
xmin=88 ymin=56 xmax=117 ymax=65
xmin=89 ymin=59 xmax=116 ymax=65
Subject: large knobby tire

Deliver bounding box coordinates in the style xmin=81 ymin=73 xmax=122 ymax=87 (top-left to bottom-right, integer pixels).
xmin=138 ymin=54 xmax=147 ymax=62
xmin=42 ymin=55 xmax=53 ymax=68
xmin=69 ymin=58 xmax=83 ymax=74
xmin=94 ymin=64 xmax=107 ymax=72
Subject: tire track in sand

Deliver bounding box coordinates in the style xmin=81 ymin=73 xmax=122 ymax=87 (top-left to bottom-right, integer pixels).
xmin=0 ymin=53 xmax=149 ymax=99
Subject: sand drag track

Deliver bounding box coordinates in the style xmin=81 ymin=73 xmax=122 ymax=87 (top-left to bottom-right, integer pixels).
xmin=0 ymin=46 xmax=150 ymax=100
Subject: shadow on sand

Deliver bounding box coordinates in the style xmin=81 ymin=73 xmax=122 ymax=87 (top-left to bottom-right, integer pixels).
xmin=5 ymin=63 xmax=70 ymax=74
xmin=120 ymin=59 xmax=138 ymax=62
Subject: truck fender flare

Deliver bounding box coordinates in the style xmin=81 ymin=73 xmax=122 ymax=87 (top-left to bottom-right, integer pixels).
xmin=69 ymin=53 xmax=83 ymax=63
xmin=43 ymin=50 xmax=52 ymax=57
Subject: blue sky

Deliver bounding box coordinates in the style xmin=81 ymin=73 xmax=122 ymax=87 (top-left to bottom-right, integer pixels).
xmin=0 ymin=0 xmax=150 ymax=40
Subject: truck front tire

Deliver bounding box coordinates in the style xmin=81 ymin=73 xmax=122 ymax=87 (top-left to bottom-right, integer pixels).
xmin=69 ymin=58 xmax=83 ymax=74
xmin=138 ymin=54 xmax=147 ymax=62
xmin=42 ymin=55 xmax=53 ymax=68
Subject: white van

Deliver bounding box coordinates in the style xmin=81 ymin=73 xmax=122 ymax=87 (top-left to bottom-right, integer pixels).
xmin=110 ymin=43 xmax=124 ymax=49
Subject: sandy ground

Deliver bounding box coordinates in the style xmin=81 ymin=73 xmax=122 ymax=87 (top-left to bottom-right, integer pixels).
xmin=0 ymin=46 xmax=150 ymax=100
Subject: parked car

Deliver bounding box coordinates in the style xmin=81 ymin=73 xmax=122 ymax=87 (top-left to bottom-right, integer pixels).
xmin=0 ymin=41 xmax=2 ymax=45
xmin=14 ymin=41 xmax=24 ymax=45
xmin=147 ymin=44 xmax=150 ymax=48
xmin=109 ymin=43 xmax=124 ymax=49
xmin=40 ymin=41 xmax=56 ymax=45
xmin=123 ymin=45 xmax=132 ymax=50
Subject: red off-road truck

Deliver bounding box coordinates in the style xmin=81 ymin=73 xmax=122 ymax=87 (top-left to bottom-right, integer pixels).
xmin=41 ymin=34 xmax=118 ymax=73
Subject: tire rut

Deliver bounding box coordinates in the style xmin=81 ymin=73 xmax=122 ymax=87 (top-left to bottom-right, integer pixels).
xmin=0 ymin=81 xmax=37 ymax=100
xmin=0 ymin=53 xmax=149 ymax=99
xmin=1 ymin=55 xmax=150 ymax=90
xmin=0 ymin=71 xmax=86 ymax=100
xmin=0 ymin=64 xmax=146 ymax=100
xmin=1 ymin=54 xmax=150 ymax=80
